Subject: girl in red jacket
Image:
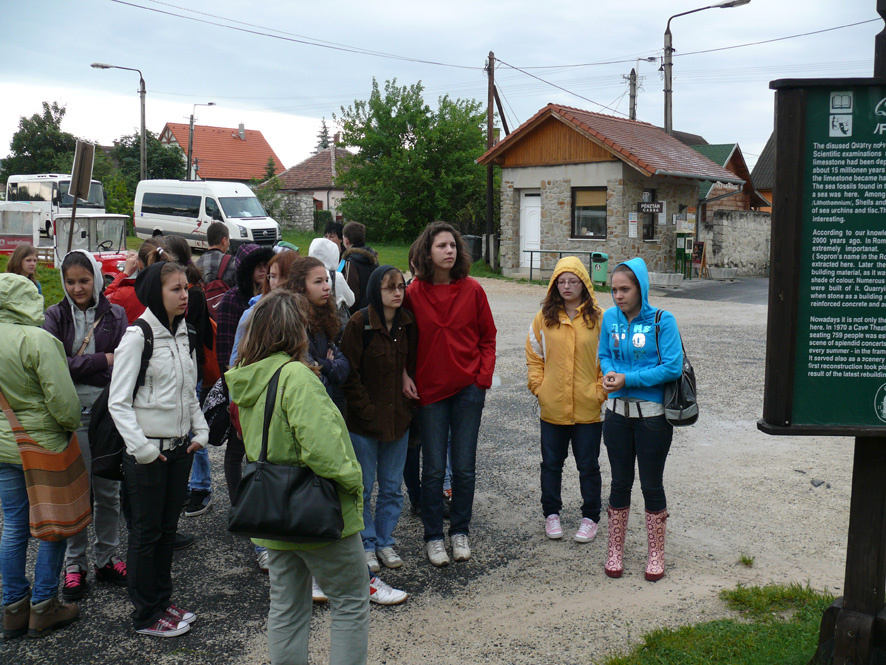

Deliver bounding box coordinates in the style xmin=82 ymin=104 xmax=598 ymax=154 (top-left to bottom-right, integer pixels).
xmin=405 ymin=221 xmax=496 ymax=567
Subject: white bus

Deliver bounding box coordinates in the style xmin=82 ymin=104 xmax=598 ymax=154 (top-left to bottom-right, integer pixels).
xmin=134 ymin=180 xmax=280 ymax=249
xmin=5 ymin=173 xmax=106 ymax=240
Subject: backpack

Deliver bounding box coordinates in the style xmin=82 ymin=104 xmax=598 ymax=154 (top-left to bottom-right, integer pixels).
xmin=89 ymin=320 xmax=197 ymax=480
xmin=654 ymin=309 xmax=698 ymax=427
xmin=205 ymin=253 xmax=234 ymax=320
xmin=360 ymin=306 xmax=375 ymax=350
xmin=202 ymin=317 xmax=221 ymax=387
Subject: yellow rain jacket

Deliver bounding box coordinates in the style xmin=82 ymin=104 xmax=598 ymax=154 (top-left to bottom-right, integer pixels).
xmin=525 ymin=256 xmax=605 ymax=425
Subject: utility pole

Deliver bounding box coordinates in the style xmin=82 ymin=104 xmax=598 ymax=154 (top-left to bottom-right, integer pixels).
xmin=485 ymin=51 xmax=495 ymax=265
xmin=628 ymin=68 xmax=637 ymax=120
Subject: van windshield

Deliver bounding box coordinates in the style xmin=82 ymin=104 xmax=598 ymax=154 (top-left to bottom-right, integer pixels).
xmin=219 ymin=197 xmax=267 ymax=219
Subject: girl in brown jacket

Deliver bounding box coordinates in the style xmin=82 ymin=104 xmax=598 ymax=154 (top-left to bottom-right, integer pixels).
xmin=340 ymin=265 xmax=417 ymax=573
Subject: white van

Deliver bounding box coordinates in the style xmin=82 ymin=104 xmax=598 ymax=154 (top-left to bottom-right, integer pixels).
xmin=134 ymin=180 xmax=280 ymax=249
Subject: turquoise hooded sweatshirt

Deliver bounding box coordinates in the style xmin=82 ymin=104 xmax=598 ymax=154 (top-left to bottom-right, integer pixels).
xmin=598 ymin=257 xmax=683 ymax=404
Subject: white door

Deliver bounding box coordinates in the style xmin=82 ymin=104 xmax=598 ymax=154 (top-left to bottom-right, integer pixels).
xmin=519 ymin=190 xmax=541 ymax=270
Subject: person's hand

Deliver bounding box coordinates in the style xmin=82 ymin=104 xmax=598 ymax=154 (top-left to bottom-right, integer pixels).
xmin=603 ymin=372 xmax=626 ymax=393
xmin=326 ymin=348 xmax=334 ymax=361
xmin=156 ymin=453 xmax=167 ymax=463
xmin=187 ymin=440 xmax=203 ymax=454
xmin=123 ymin=252 xmax=139 ymax=276
xmin=105 ymin=353 xmax=114 ymax=366
xmin=402 ymin=370 xmax=419 ymax=400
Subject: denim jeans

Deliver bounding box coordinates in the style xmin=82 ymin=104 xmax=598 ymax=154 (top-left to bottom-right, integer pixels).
xmin=419 ymin=383 xmax=486 ymax=542
xmin=123 ymin=445 xmax=193 ymax=629
xmin=403 ymin=436 xmax=452 ymax=507
xmin=0 ymin=463 xmax=67 ymax=605
xmin=349 ymin=431 xmax=409 ymax=551
xmin=539 ymin=420 xmax=603 ymax=522
xmin=188 ymin=445 xmax=212 ymax=493
xmin=603 ymin=410 xmax=673 ymax=512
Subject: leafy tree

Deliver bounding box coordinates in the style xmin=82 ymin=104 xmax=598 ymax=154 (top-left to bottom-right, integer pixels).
xmin=315 ymin=117 xmax=330 ymax=152
xmin=0 ymin=102 xmax=77 ymax=185
xmin=333 ymin=78 xmax=493 ymax=241
xmin=110 ymin=131 xmax=186 ymax=200
xmin=251 ymin=158 xmax=285 ymax=223
xmin=264 ymin=155 xmax=278 ymax=181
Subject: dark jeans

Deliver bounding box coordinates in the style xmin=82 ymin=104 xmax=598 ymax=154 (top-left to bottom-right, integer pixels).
xmin=603 ymin=410 xmax=672 ymax=513
xmin=404 ymin=444 xmax=421 ymax=507
xmin=419 ymin=383 xmax=486 ymax=542
xmin=539 ymin=420 xmax=603 ymax=522
xmin=123 ymin=445 xmax=193 ymax=630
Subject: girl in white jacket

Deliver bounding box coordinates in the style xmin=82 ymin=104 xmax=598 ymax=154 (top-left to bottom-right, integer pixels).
xmin=108 ymin=260 xmax=208 ymax=638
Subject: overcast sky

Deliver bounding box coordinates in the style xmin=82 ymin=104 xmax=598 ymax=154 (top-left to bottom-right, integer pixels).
xmin=0 ymin=0 xmax=881 ymax=172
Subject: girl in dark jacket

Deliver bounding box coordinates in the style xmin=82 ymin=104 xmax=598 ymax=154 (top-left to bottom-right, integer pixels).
xmin=340 ymin=265 xmax=416 ymax=572
xmin=43 ymin=250 xmax=129 ymax=601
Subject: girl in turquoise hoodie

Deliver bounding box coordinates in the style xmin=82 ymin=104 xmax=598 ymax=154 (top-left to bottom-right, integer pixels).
xmin=598 ymin=257 xmax=683 ymax=582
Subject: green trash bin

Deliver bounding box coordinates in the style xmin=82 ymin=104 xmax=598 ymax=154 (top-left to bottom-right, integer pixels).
xmin=591 ymin=251 xmax=609 ymax=284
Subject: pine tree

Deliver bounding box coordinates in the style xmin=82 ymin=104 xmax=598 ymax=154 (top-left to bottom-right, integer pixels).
xmin=315 ymin=117 xmax=330 ymax=153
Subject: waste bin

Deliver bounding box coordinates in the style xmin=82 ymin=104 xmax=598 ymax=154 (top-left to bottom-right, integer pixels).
xmin=591 ymin=251 xmax=609 ymax=284
xmin=463 ymin=235 xmax=483 ymax=263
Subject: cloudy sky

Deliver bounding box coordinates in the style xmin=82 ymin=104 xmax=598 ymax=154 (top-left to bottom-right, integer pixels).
xmin=0 ymin=0 xmax=880 ymax=171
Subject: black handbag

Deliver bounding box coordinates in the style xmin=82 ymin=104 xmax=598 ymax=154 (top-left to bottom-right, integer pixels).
xmin=654 ymin=309 xmax=699 ymax=427
xmin=227 ymin=363 xmax=344 ymax=543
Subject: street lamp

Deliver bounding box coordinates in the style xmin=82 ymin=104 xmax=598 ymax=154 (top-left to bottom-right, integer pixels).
xmin=91 ymin=62 xmax=147 ymax=181
xmin=187 ymin=102 xmax=215 ymax=180
xmin=628 ymin=56 xmax=658 ymax=120
xmin=663 ymin=0 xmax=750 ymax=134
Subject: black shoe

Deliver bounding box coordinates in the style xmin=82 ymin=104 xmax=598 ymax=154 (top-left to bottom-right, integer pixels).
xmin=94 ymin=557 xmax=127 ymax=587
xmin=174 ymin=532 xmax=195 ymax=550
xmin=184 ymin=490 xmax=212 ymax=517
xmin=62 ymin=565 xmax=87 ymax=602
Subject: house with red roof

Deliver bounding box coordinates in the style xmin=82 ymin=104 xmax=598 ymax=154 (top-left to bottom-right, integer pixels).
xmin=274 ymin=145 xmax=351 ymax=220
xmin=158 ymin=123 xmax=285 ymax=182
xmin=477 ymin=103 xmax=744 ymax=278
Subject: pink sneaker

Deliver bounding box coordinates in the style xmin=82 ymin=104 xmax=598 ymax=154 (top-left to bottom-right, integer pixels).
xmin=574 ymin=518 xmax=598 ymax=543
xmin=545 ymin=514 xmax=563 ymax=539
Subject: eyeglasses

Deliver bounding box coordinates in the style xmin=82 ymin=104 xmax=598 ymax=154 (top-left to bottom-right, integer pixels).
xmin=557 ymin=279 xmax=582 ymax=287
xmin=382 ymin=284 xmax=406 ymax=293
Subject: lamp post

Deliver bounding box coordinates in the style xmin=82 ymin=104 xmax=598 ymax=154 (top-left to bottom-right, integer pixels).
xmin=91 ymin=62 xmax=147 ymax=181
xmin=628 ymin=56 xmax=658 ymax=120
xmin=187 ymin=102 xmax=215 ymax=180
xmin=663 ymin=0 xmax=750 ymax=134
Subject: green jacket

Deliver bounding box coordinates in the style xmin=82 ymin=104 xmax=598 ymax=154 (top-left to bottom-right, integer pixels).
xmin=0 ymin=274 xmax=81 ymax=464
xmin=225 ymin=353 xmax=364 ymax=550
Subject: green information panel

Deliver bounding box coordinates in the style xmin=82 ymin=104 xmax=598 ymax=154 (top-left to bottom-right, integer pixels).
xmin=792 ymin=85 xmax=886 ymax=427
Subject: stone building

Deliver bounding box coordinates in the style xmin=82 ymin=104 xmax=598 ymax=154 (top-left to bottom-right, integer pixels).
xmin=477 ymin=104 xmax=743 ymax=279
xmin=273 ymin=147 xmax=351 ymax=231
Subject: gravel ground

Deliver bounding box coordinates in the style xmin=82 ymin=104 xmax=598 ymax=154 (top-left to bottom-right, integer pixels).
xmin=1 ymin=277 xmax=852 ymax=664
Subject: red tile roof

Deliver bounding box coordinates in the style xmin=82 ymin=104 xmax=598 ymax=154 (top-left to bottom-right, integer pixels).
xmin=478 ymin=104 xmax=742 ymax=183
xmin=274 ymin=148 xmax=351 ymax=190
xmin=160 ymin=123 xmax=285 ymax=181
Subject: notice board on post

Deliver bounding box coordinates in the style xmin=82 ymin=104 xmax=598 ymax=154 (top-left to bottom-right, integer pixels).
xmin=760 ymin=78 xmax=886 ymax=436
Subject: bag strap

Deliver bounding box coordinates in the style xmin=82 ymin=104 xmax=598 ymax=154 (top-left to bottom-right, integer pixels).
xmin=654 ymin=309 xmax=663 ymax=366
xmin=0 ymin=386 xmax=23 ymax=431
xmin=360 ymin=306 xmax=374 ymax=350
xmin=132 ymin=319 xmax=154 ymax=400
xmin=258 ymin=364 xmax=288 ymax=464
xmin=217 ymin=253 xmax=233 ymax=281
xmin=75 ymin=312 xmax=106 ymax=357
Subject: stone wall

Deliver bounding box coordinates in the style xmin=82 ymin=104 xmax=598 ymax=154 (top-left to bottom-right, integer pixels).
xmin=277 ymin=192 xmax=315 ymax=231
xmin=698 ymin=209 xmax=771 ymax=276
xmin=499 ymin=181 xmax=520 ymax=270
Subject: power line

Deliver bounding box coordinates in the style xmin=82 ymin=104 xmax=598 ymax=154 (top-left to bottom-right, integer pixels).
xmin=111 ymin=0 xmax=481 ymax=70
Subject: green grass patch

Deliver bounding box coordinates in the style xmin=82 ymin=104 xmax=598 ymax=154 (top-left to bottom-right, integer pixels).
xmin=600 ymin=583 xmax=833 ymax=665
xmin=0 ymin=254 xmax=66 ymax=308
xmin=280 ymin=230 xmax=410 ymax=271
xmin=739 ymin=552 xmax=755 ymax=568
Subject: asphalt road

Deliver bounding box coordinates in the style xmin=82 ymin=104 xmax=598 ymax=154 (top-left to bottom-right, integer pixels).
xmin=650 ymin=276 xmax=770 ymax=306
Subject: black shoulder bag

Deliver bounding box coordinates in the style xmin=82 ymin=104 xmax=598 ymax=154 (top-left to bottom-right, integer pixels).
xmin=654 ymin=309 xmax=699 ymax=427
xmin=227 ymin=363 xmax=344 ymax=543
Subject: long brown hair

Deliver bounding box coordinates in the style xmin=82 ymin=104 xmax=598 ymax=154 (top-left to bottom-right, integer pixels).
xmin=263 ymin=250 xmax=299 ymax=296
xmin=542 ymin=277 xmax=601 ymax=329
xmin=6 ymin=244 xmax=39 ymax=286
xmin=138 ymin=237 xmax=165 ymax=269
xmin=412 ymin=221 xmax=471 ymax=282
xmin=235 ymin=291 xmax=314 ymax=370
xmin=284 ymin=256 xmax=341 ymax=340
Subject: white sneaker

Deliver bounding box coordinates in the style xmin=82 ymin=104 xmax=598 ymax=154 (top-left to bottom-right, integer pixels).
xmin=256 ymin=548 xmax=269 ymax=574
xmin=574 ymin=517 xmax=599 ymax=543
xmin=369 ymin=576 xmax=408 ymax=605
xmin=426 ymin=540 xmax=449 ymax=567
xmin=451 ymin=533 xmax=471 ymax=562
xmin=545 ymin=514 xmax=563 ymax=539
xmin=376 ymin=547 xmax=403 ymax=569
xmin=311 ymin=577 xmax=328 ymax=603
xmin=365 ymin=550 xmax=381 ymax=573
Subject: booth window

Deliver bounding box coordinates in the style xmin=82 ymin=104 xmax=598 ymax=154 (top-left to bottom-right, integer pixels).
xmin=572 ymin=188 xmax=607 ymax=239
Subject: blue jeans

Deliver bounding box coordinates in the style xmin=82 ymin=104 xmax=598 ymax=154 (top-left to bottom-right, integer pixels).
xmin=404 ymin=436 xmax=452 ymax=507
xmin=350 ymin=431 xmax=409 ymax=551
xmin=603 ymin=410 xmax=673 ymax=512
xmin=188 ymin=445 xmax=212 ymax=493
xmin=539 ymin=420 xmax=603 ymax=522
xmin=419 ymin=383 xmax=486 ymax=542
xmin=0 ymin=463 xmax=67 ymax=605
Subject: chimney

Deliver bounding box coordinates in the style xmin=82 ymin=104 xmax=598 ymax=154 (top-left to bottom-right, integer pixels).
xmin=333 ymin=132 xmax=340 ymax=146
xmin=238 ymin=123 xmax=245 ymax=141
xmin=330 ymin=141 xmax=336 ymax=178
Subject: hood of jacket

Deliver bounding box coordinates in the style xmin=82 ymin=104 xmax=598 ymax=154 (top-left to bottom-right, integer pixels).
xmin=342 ymin=246 xmax=378 ymax=267
xmin=366 ymin=264 xmax=401 ymax=325
xmin=610 ymin=256 xmax=654 ymax=321
xmin=60 ymin=249 xmax=104 ymax=311
xmin=135 ymin=260 xmax=184 ymax=332
xmin=234 ymin=243 xmax=275 ymax=294
xmin=547 ymin=256 xmax=598 ymax=310
xmin=0 ymin=273 xmax=44 ymax=327
xmin=226 ymin=352 xmax=290 ymax=409
xmin=309 ymin=237 xmax=341 ymax=271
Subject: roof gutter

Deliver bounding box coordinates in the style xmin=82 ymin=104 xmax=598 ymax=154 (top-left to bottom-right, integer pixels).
xmin=654 ymin=169 xmax=745 ymax=186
